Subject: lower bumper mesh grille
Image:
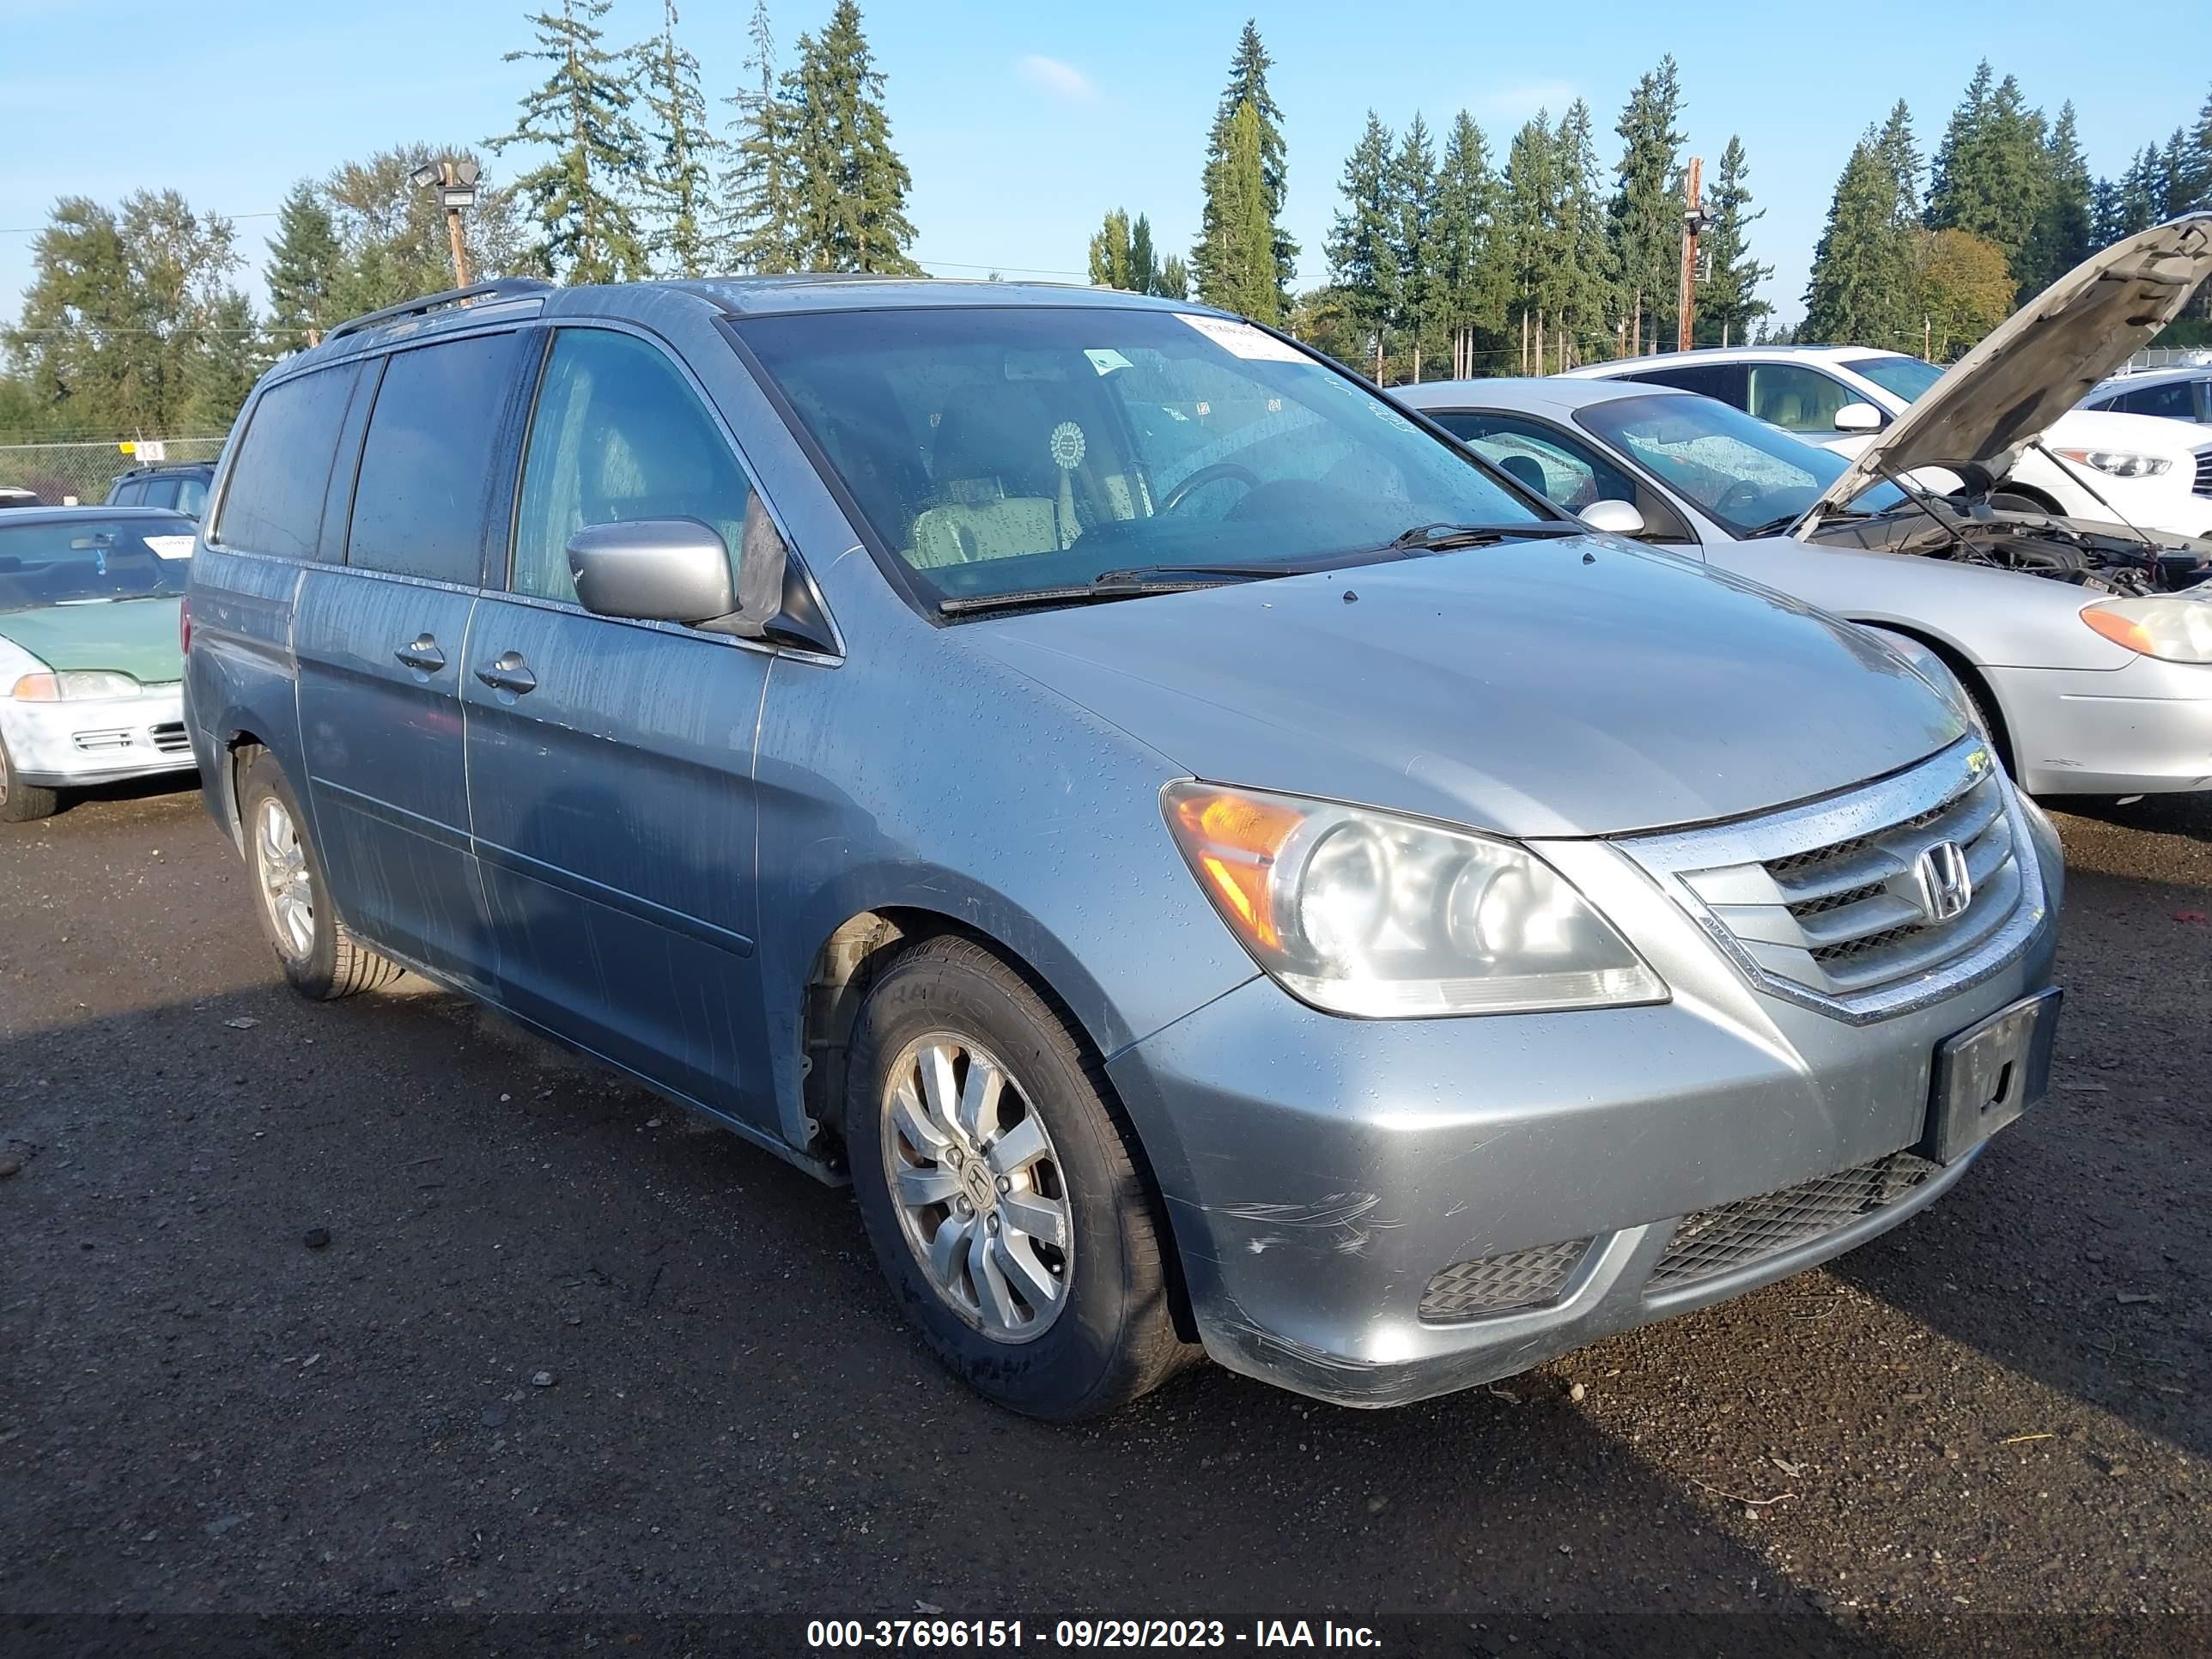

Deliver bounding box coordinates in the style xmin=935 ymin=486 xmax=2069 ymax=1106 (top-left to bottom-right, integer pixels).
xmin=149 ymin=721 xmax=190 ymax=754
xmin=1419 ymin=1237 xmax=1585 ymax=1322
xmin=1648 ymin=1152 xmax=1939 ymax=1291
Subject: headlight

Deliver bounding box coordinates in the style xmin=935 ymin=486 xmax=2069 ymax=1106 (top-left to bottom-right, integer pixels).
xmin=2051 ymin=447 xmax=2172 ymax=479
xmin=9 ymin=670 xmax=146 ymax=701
xmin=2080 ymin=595 xmax=2212 ymax=662
xmin=1162 ymin=781 xmax=1668 ymax=1018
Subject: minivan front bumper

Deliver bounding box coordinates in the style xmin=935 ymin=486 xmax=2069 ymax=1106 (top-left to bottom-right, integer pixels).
xmin=1106 ymin=793 xmax=2063 ymax=1409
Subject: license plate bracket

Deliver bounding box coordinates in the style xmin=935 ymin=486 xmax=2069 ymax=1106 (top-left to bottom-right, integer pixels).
xmin=1920 ymin=988 xmax=2062 ymax=1165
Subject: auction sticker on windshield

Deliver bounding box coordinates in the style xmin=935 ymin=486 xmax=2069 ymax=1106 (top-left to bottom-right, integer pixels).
xmin=146 ymin=536 xmax=195 ymax=560
xmin=1174 ymin=313 xmax=1308 ymax=362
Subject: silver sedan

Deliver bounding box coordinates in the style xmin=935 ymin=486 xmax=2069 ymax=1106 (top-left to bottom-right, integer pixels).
xmin=1395 ymin=376 xmax=2212 ymax=798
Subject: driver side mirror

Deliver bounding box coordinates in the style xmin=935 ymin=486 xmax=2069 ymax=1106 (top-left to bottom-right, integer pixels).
xmin=568 ymin=519 xmax=737 ymax=625
xmin=1579 ymin=499 xmax=1647 ymax=537
xmin=1832 ymin=401 xmax=1883 ymax=434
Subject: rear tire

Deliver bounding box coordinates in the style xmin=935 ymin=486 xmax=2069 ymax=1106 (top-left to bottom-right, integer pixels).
xmin=846 ymin=936 xmax=1188 ymax=1420
xmin=237 ymin=750 xmax=403 ymax=1000
xmin=0 ymin=734 xmax=60 ymax=823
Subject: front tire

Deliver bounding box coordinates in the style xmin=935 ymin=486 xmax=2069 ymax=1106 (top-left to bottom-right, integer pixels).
xmin=237 ymin=750 xmax=403 ymax=1000
xmin=846 ymin=936 xmax=1187 ymax=1419
xmin=0 ymin=734 xmax=60 ymax=823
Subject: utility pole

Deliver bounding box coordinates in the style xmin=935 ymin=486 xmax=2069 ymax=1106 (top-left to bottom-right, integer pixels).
xmin=410 ymin=159 xmax=481 ymax=288
xmin=1676 ymin=155 xmax=1711 ymax=354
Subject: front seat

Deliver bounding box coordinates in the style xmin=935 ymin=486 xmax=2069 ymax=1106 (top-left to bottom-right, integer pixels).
xmin=909 ymin=386 xmax=1067 ymax=568
xmin=1498 ymin=453 xmax=1551 ymax=500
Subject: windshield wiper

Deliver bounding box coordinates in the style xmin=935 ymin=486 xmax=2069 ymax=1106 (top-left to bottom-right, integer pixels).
xmin=1383 ymin=521 xmax=1586 ymax=551
xmin=938 ymin=573 xmax=1253 ymax=617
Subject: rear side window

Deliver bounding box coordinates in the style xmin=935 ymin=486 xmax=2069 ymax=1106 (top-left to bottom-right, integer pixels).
xmin=1623 ymin=363 xmax=1747 ymax=405
xmin=109 ymin=479 xmax=143 ymax=506
xmin=2113 ymin=380 xmax=2200 ymax=421
xmin=215 ymin=364 xmax=362 ymax=559
xmin=143 ymin=477 xmax=181 ymax=509
xmin=347 ymin=332 xmax=524 ymax=584
xmin=175 ymin=475 xmax=209 ymax=517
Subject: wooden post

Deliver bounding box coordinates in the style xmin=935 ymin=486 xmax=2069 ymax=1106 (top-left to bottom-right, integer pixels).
xmin=1676 ymin=155 xmax=1703 ymax=354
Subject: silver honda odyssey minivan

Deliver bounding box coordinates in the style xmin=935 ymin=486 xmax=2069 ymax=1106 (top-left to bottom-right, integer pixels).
xmin=184 ymin=275 xmax=2063 ymax=1419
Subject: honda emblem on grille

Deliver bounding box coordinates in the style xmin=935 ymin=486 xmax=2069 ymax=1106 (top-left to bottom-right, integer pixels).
xmin=1914 ymin=840 xmax=1973 ymax=923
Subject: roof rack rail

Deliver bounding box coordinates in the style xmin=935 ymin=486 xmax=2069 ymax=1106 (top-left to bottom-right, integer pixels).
xmin=324 ymin=276 xmax=555 ymax=345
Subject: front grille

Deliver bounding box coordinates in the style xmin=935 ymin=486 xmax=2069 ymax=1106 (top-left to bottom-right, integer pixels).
xmin=149 ymin=721 xmax=190 ymax=754
xmin=1648 ymin=1152 xmax=1938 ymax=1291
xmin=1419 ymin=1238 xmax=1585 ymax=1322
xmin=2193 ymin=445 xmax=2212 ymax=499
xmin=1619 ymin=737 xmax=2042 ymax=1020
xmin=71 ymin=729 xmax=132 ymax=753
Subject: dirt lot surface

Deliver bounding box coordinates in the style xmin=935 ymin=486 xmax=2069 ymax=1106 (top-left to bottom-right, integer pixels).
xmin=3 ymin=781 xmax=2206 ymax=1656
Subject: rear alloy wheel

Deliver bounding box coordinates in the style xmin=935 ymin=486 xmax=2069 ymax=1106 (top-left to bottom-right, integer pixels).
xmin=237 ymin=750 xmax=403 ymax=1000
xmin=0 ymin=734 xmax=61 ymax=823
xmin=847 ymin=937 xmax=1188 ymax=1419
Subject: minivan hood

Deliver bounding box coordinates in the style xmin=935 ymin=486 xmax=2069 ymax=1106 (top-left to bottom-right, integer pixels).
xmin=1818 ymin=212 xmax=2212 ymax=514
xmin=965 ymin=538 xmax=1963 ymax=840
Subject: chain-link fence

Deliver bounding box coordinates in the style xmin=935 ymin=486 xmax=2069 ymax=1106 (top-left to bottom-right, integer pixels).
xmin=0 ymin=437 xmax=228 ymax=507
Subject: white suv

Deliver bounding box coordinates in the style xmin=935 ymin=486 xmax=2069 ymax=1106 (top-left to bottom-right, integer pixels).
xmin=1564 ymin=344 xmax=2212 ymax=540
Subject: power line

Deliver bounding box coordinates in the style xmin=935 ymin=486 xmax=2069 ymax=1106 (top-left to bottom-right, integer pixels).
xmin=0 ymin=211 xmax=282 ymax=235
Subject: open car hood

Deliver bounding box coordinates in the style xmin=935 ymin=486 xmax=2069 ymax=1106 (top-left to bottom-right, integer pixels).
xmin=1813 ymin=212 xmax=2212 ymax=516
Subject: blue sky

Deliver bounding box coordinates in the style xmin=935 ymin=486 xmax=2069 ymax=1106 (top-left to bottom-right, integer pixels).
xmin=3 ymin=0 xmax=2207 ymax=334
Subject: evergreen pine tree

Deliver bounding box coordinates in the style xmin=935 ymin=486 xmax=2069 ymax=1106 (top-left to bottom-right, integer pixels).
xmin=2117 ymin=146 xmax=2161 ymax=239
xmin=1128 ymin=214 xmax=1159 ymax=295
xmin=1694 ymin=136 xmax=1772 ymax=347
xmin=1154 ymin=254 xmax=1190 ymax=301
xmin=1553 ymin=101 xmax=1613 ymax=368
xmin=2090 ymin=176 xmax=2124 ymax=247
xmin=2015 ymin=102 xmax=2093 ymax=297
xmin=1802 ymin=131 xmax=1915 ymax=349
xmin=182 ymin=290 xmax=267 ymax=430
xmin=265 ymin=181 xmax=342 ymax=352
xmin=489 ymin=0 xmax=650 ymax=283
xmin=1503 ymin=113 xmax=1565 ymax=370
xmin=2155 ymin=128 xmax=2195 ymax=217
xmin=1925 ymin=65 xmax=2046 ymax=265
xmin=1428 ymin=111 xmax=1503 ymax=379
xmin=1388 ymin=114 xmax=1437 ymax=378
xmin=784 ymin=1 xmax=920 ymax=273
xmin=1193 ymin=21 xmax=1293 ymax=315
xmin=634 ymin=0 xmax=723 ymax=277
xmin=723 ymin=0 xmax=801 ymax=273
xmin=1326 ymin=112 xmax=1400 ymax=374
xmin=1607 ymin=55 xmax=1686 ymax=356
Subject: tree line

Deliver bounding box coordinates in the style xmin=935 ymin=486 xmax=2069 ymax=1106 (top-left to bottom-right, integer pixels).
xmin=1802 ymin=64 xmax=2212 ymax=356
xmin=2 ymin=0 xmax=917 ymax=441
xmin=1094 ymin=40 xmax=1772 ymax=385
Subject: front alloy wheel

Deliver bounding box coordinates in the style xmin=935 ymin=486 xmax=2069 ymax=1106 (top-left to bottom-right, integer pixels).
xmin=882 ymin=1034 xmax=1073 ymax=1341
xmin=845 ymin=936 xmax=1188 ymax=1419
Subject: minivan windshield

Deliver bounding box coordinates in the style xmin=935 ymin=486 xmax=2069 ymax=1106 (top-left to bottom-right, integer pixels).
xmin=0 ymin=514 xmax=195 ymax=612
xmin=738 ymin=305 xmax=1551 ymax=606
xmin=1576 ymin=393 xmax=1904 ymax=538
xmin=1849 ymin=355 xmax=1945 ymax=402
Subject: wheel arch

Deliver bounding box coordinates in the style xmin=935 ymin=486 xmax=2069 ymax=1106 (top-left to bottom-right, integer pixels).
xmin=797 ymin=902 xmax=1200 ymax=1342
xmin=1855 ymin=620 xmax=2015 ymax=776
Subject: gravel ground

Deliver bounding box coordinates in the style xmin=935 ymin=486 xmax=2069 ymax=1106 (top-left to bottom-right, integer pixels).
xmin=2 ymin=780 xmax=2206 ymax=1656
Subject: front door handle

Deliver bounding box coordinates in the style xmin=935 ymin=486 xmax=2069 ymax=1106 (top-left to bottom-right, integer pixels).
xmin=476 ymin=650 xmax=538 ymax=696
xmin=393 ymin=634 xmax=446 ymax=673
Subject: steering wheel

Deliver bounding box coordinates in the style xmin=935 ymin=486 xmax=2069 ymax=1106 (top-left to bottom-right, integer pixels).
xmin=1161 ymin=463 xmax=1261 ymax=515
xmin=1715 ymin=479 xmax=1765 ymax=519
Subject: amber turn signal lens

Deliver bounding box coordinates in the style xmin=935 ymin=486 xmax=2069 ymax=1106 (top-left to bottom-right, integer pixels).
xmin=1169 ymin=787 xmax=1307 ymax=950
xmin=2079 ymin=607 xmax=2155 ymax=655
